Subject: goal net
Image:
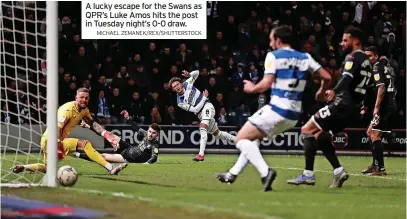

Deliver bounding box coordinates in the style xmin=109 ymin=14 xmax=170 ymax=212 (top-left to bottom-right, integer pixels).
xmin=1 ymin=1 xmax=59 ymax=187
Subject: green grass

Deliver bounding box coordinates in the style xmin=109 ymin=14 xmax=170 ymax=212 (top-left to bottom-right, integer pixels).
xmin=2 ymin=154 xmax=406 ymax=219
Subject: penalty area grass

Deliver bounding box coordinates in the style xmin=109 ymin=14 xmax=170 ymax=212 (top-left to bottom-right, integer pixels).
xmin=2 ymin=154 xmax=406 ymax=219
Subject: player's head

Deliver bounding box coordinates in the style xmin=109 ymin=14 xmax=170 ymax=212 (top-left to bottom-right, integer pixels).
xmin=269 ymin=25 xmax=293 ymax=50
xmin=147 ymin=123 xmax=160 ymax=141
xmin=364 ymin=46 xmax=379 ymax=64
xmin=169 ymin=77 xmax=183 ymax=94
xmin=341 ymin=26 xmax=364 ymax=53
xmin=75 ymin=87 xmax=90 ymax=109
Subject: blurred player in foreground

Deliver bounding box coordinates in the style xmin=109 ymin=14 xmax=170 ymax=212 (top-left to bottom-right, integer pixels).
xmin=169 ymin=70 xmax=235 ymax=162
xmin=74 ymin=110 xmax=160 ymax=164
xmin=288 ymin=27 xmax=372 ymax=188
xmin=11 ymin=88 xmax=127 ymax=175
xmin=215 ymin=25 xmax=332 ymax=191
xmin=361 ymin=47 xmax=397 ymax=176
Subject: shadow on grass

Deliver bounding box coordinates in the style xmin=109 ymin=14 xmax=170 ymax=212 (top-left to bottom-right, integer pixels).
xmin=85 ymin=175 xmax=178 ymax=188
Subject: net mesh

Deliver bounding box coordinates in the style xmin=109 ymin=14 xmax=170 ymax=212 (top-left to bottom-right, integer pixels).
xmin=1 ymin=1 xmax=48 ymax=185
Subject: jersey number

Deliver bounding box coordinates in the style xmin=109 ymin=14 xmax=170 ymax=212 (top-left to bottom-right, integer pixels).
xmin=206 ymin=109 xmax=210 ymax=115
xmin=355 ymin=70 xmax=372 ymax=94
xmin=318 ymin=106 xmax=331 ymax=119
xmin=288 ymin=65 xmax=300 ymax=88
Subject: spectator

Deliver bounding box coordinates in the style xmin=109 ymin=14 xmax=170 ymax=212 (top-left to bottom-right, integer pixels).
xmin=127 ymin=91 xmax=146 ymax=124
xmin=109 ymin=88 xmax=126 ymax=124
xmin=216 ymin=107 xmax=229 ymax=126
xmin=162 ymin=105 xmax=179 ymax=125
xmin=146 ymin=106 xmax=162 ymax=125
xmin=95 ymin=90 xmax=111 ymax=125
xmin=2 ymin=1 xmax=405 ymax=129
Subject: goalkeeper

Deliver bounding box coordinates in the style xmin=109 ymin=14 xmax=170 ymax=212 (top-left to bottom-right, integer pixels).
xmin=74 ymin=110 xmax=160 ymax=164
xmin=11 ymin=88 xmax=127 ymax=175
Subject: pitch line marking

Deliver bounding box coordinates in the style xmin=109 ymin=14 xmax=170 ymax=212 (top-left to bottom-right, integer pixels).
xmin=274 ymin=166 xmax=406 ymax=181
xmin=65 ymin=187 xmax=283 ymax=219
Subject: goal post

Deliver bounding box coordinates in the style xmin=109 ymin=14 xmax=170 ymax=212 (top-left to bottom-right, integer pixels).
xmin=0 ymin=1 xmax=59 ymax=187
xmin=45 ymin=0 xmax=58 ymax=188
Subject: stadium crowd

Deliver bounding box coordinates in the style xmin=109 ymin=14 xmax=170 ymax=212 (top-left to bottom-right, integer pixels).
xmin=1 ymin=1 xmax=406 ymax=128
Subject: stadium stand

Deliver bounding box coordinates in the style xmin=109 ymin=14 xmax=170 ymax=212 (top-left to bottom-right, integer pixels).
xmin=1 ymin=1 xmax=406 ymax=128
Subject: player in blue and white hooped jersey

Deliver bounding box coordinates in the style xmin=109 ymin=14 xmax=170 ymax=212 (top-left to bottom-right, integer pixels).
xmin=215 ymin=25 xmax=332 ymax=191
xmin=169 ymin=70 xmax=235 ymax=162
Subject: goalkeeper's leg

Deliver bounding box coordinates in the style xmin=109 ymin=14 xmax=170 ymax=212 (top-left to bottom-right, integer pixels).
xmin=74 ymin=152 xmax=127 ymax=163
xmin=74 ymin=139 xmax=127 ymax=174
xmin=11 ymin=137 xmax=48 ymax=173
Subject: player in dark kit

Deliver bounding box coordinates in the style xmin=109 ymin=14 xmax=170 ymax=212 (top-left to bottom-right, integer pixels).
xmin=287 ymin=27 xmax=372 ymax=188
xmin=361 ymin=47 xmax=397 ymax=176
xmin=74 ymin=110 xmax=160 ymax=164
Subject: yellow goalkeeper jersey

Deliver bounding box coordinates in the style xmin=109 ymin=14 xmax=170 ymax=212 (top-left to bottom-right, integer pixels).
xmin=42 ymin=101 xmax=93 ymax=141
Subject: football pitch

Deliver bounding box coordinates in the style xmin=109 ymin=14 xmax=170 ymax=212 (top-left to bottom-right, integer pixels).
xmin=2 ymin=154 xmax=406 ymax=219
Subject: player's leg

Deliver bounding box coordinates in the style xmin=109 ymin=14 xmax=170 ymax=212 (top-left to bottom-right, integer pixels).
xmin=208 ymin=120 xmax=250 ymax=179
xmin=101 ymin=154 xmax=127 ymax=163
xmin=208 ymin=119 xmax=235 ymax=142
xmin=73 ymin=139 xmax=127 ymax=174
xmin=288 ymin=104 xmax=349 ymax=188
xmin=192 ymin=120 xmax=209 ymax=161
xmin=208 ymin=119 xmax=250 ymax=179
xmin=286 ymin=118 xmax=320 ymax=185
xmin=217 ymin=106 xmax=290 ymax=191
xmin=367 ymin=130 xmax=386 ymax=175
xmin=193 ymin=104 xmax=216 ymax=161
xmin=11 ymin=137 xmax=48 ymax=173
xmin=362 ymin=123 xmax=378 ymax=174
xmin=366 ymin=111 xmax=393 ymax=176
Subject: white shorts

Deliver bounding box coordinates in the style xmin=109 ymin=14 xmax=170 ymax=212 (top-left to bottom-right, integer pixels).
xmin=197 ymin=102 xmax=218 ymax=134
xmin=197 ymin=102 xmax=215 ymax=120
xmin=248 ymin=105 xmax=297 ymax=138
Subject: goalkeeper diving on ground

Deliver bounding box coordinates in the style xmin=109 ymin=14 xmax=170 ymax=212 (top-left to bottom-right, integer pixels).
xmin=73 ymin=110 xmax=160 ymax=164
xmin=11 ymin=88 xmax=128 ymax=175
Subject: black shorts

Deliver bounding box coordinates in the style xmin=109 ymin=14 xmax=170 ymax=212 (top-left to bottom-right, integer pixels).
xmin=372 ymin=103 xmax=397 ymax=133
xmin=117 ymin=140 xmax=147 ymax=163
xmin=120 ymin=148 xmax=148 ymax=163
xmin=312 ymin=96 xmax=357 ymax=134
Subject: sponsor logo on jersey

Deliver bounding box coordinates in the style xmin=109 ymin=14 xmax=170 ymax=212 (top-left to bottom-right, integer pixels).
xmin=344 ymin=61 xmax=353 ymax=70
xmin=187 ymin=89 xmax=196 ymax=105
xmin=266 ymin=60 xmax=272 ymax=69
xmin=374 ymin=74 xmax=380 ymax=81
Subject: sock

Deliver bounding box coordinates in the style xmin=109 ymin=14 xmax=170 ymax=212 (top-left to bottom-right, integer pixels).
xmin=83 ymin=141 xmax=112 ymax=171
xmin=217 ymin=131 xmax=235 ymax=142
xmin=237 ymin=139 xmax=269 ymax=178
xmin=334 ymin=167 xmax=344 ymax=175
xmin=23 ymin=163 xmax=46 ymax=173
xmin=229 ymin=153 xmax=249 ymax=176
xmin=303 ymin=170 xmax=314 ymax=177
xmin=199 ymin=128 xmax=208 ymax=156
xmin=302 ymin=134 xmax=317 ymax=171
xmin=318 ymin=133 xmax=341 ymax=169
xmin=370 ymin=141 xmax=377 ymax=166
xmin=372 ymin=140 xmax=385 ymax=169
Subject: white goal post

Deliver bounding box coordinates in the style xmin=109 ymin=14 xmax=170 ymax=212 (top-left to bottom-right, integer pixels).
xmin=0 ymin=1 xmax=59 ymax=187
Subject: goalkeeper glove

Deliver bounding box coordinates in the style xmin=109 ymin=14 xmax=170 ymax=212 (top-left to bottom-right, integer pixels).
xmin=101 ymin=131 xmax=121 ymax=151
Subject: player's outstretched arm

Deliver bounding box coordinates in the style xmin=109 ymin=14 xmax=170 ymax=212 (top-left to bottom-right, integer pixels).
xmin=243 ymin=75 xmax=275 ymax=94
xmin=82 ymin=117 xmax=121 ymax=150
xmin=120 ymin=110 xmax=147 ymax=137
xmin=305 ymin=53 xmax=332 ymax=100
xmin=177 ymin=90 xmax=209 ymax=113
xmin=183 ymin=70 xmax=199 ymax=84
